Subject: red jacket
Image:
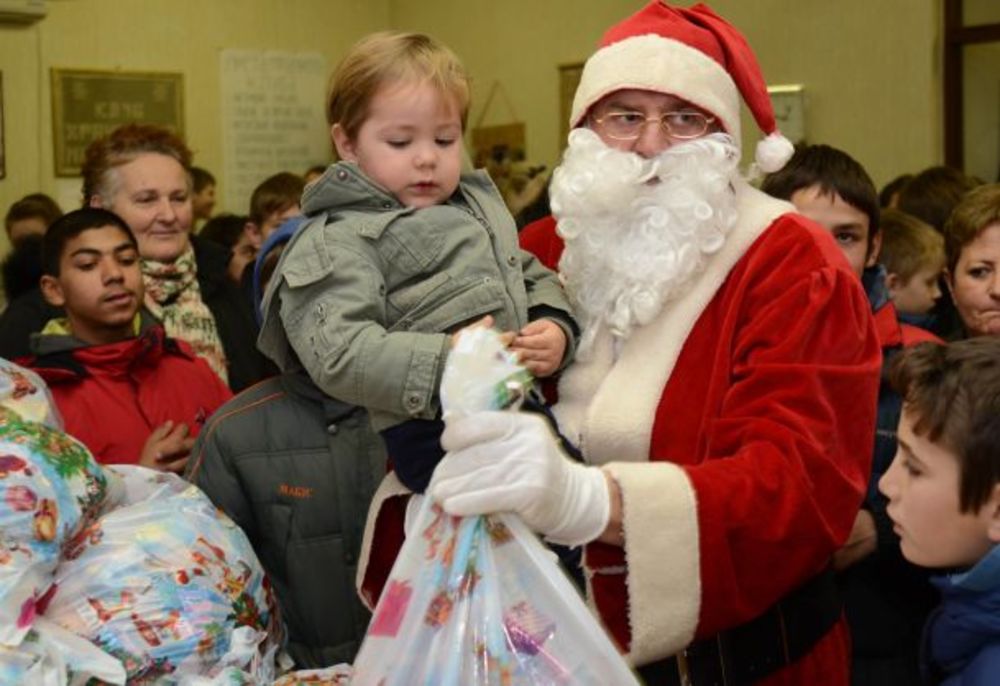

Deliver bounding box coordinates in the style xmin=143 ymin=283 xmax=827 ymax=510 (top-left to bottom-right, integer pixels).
xmin=24 ymin=325 xmax=232 ymax=465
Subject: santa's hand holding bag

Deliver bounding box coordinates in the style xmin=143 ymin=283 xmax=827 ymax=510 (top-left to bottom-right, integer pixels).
xmin=432 ymin=412 xmax=611 ymax=547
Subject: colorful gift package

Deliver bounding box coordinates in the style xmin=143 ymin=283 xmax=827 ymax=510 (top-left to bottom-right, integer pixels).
xmin=44 ymin=466 xmax=282 ymax=684
xmin=0 ymin=365 xmax=108 ymax=647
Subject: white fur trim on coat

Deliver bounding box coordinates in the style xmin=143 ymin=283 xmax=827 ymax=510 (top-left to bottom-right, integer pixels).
xmin=605 ymin=461 xmax=700 ymax=664
xmin=356 ymin=471 xmax=410 ymax=610
xmin=571 ymin=34 xmax=741 ymax=142
xmin=555 ymin=178 xmax=793 ymax=465
xmin=559 ymin=181 xmax=794 ymax=662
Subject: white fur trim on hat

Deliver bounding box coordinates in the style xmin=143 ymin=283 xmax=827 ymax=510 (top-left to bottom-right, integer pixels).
xmin=570 ymin=34 xmax=741 ymax=143
xmin=754 ymin=131 xmax=795 ymax=173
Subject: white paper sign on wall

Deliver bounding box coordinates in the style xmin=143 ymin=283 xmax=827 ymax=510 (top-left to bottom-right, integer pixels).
xmin=220 ymin=50 xmax=329 ymax=214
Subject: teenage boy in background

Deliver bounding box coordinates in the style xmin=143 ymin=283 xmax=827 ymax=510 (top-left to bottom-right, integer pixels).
xmin=763 ymin=145 xmax=940 ymax=685
xmin=24 ymin=208 xmax=231 ymax=471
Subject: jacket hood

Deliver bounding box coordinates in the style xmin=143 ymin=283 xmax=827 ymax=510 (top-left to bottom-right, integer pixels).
xmin=29 ymin=311 xmax=151 ymax=357
xmin=928 ymin=545 xmax=1000 ymax=674
xmin=27 ymin=320 xmax=188 ymax=385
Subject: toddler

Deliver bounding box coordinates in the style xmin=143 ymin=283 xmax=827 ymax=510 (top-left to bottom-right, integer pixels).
xmin=880 ymin=208 xmax=944 ymax=326
xmin=259 ymin=32 xmax=577 ymax=491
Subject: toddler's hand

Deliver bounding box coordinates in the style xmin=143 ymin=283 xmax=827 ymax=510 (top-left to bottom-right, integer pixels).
xmin=139 ymin=420 xmax=195 ymax=473
xmin=511 ymin=319 xmax=567 ymax=378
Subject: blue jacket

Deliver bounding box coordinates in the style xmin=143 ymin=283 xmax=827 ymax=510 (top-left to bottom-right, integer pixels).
xmin=841 ymin=266 xmax=940 ymax=684
xmin=925 ymin=545 xmax=1000 ymax=685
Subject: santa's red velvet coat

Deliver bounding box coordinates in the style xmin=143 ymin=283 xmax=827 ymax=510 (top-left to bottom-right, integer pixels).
xmin=361 ymin=179 xmax=881 ymax=684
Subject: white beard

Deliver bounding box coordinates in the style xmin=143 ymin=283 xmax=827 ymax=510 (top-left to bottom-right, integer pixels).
xmin=550 ymin=128 xmax=741 ymax=358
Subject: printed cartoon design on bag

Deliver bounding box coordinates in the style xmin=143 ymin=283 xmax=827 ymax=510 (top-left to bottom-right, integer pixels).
xmin=0 ymin=401 xmax=108 ymax=648
xmin=41 ymin=467 xmax=281 ymax=684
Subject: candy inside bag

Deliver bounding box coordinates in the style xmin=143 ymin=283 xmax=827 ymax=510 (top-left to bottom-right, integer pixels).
xmin=440 ymin=326 xmax=534 ymax=419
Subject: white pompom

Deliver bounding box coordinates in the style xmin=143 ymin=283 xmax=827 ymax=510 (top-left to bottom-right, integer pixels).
xmin=754 ymin=132 xmax=795 ymax=173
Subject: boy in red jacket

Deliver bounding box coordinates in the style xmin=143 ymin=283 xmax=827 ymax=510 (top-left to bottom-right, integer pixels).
xmin=25 ymin=207 xmax=231 ymax=471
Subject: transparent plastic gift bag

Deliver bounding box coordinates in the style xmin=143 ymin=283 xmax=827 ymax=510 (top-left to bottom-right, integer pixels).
xmin=351 ymin=329 xmax=638 ymax=685
xmin=44 ymin=466 xmax=282 ymax=685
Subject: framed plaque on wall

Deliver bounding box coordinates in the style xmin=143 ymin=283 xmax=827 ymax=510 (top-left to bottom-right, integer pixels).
xmin=51 ymin=68 xmax=184 ymax=177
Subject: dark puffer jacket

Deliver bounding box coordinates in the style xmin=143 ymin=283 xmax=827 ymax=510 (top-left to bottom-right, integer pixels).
xmin=186 ymin=372 xmax=387 ymax=668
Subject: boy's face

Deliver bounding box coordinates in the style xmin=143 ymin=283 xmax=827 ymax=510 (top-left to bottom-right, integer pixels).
xmin=789 ymin=185 xmax=877 ymax=279
xmin=878 ymin=407 xmax=998 ymax=568
xmin=39 ymin=225 xmax=142 ymax=346
xmin=332 ymin=81 xmax=463 ymax=209
xmin=192 ymin=183 xmax=216 ymax=222
xmin=258 ymin=205 xmax=300 ymax=244
xmin=227 ymin=229 xmax=258 ymax=285
xmin=887 ymin=266 xmax=942 ymax=316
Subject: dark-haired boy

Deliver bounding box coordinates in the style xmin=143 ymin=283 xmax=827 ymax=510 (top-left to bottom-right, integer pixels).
xmin=236 ymin=172 xmax=305 ymax=311
xmin=763 ymin=144 xmax=940 ymax=686
xmin=879 ymin=337 xmax=1000 ymax=685
xmin=24 ymin=207 xmax=231 ymax=471
xmin=246 ymin=172 xmax=304 ymax=249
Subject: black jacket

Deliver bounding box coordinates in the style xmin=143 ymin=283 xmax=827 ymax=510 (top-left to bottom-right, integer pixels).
xmin=186 ymin=372 xmax=387 ymax=668
xmin=0 ymin=236 xmax=268 ymax=392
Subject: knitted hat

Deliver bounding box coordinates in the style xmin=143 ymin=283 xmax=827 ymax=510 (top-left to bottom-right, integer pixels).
xmin=571 ymin=1 xmax=794 ymax=172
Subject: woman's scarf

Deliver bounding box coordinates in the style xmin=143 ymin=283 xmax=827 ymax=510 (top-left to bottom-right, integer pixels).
xmin=142 ymin=245 xmax=228 ymax=384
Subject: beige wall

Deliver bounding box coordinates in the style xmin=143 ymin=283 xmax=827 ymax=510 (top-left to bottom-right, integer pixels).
xmin=0 ymin=0 xmax=390 ymax=255
xmin=1 ymin=0 xmax=944 ymax=258
xmin=393 ymin=0 xmax=943 ymax=190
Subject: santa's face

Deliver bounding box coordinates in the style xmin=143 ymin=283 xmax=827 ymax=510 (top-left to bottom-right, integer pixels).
xmin=586 ymin=89 xmax=724 ymax=159
xmin=550 ymin=127 xmax=740 ymax=355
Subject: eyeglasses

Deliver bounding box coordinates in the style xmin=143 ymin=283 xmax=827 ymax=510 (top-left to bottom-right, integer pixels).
xmin=591 ymin=110 xmax=717 ymax=141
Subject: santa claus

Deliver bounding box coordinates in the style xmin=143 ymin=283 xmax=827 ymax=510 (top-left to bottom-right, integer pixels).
xmin=427 ymin=2 xmax=882 ymax=684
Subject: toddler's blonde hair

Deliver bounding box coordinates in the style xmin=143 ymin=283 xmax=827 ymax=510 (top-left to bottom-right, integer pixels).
xmin=327 ymin=31 xmax=470 ymax=141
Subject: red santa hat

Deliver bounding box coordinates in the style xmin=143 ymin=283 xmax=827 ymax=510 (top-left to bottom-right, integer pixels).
xmin=570 ymin=1 xmax=794 ymax=173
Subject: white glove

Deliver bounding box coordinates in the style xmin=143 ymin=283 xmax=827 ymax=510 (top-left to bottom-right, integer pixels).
xmin=430 ymin=411 xmax=610 ymax=546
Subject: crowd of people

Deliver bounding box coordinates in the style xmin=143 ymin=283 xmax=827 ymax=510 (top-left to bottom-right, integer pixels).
xmin=3 ymin=1 xmax=1000 ymax=684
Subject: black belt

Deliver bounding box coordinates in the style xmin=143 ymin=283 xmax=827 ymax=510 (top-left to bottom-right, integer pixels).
xmin=638 ymin=566 xmax=842 ymax=686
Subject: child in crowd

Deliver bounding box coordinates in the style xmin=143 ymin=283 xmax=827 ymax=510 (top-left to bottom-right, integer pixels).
xmin=24 ymin=208 xmax=231 ymax=471
xmin=896 ymin=166 xmax=980 ymax=339
xmin=880 ymin=209 xmax=945 ymax=328
xmin=2 ymin=194 xmax=63 ymax=311
xmin=190 ymin=166 xmax=217 ymax=225
xmin=259 ymin=31 xmax=577 ymax=492
xmin=4 ymin=192 xmax=63 ymax=248
xmin=246 ymin=172 xmax=305 ymax=250
xmin=763 ymin=144 xmax=940 ymax=686
xmin=199 ymin=213 xmax=257 ymax=285
xmin=239 ymin=172 xmax=305 ymax=304
xmin=879 ymin=337 xmax=1000 ymax=685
